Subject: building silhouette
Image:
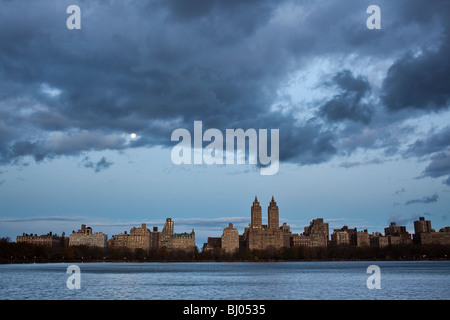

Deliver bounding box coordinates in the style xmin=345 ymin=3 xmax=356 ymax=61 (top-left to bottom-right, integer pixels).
xmin=202 ymin=237 xmax=221 ymax=252
xmin=13 ymin=198 xmax=450 ymax=258
xmin=384 ymin=222 xmax=412 ymax=245
xmin=69 ymin=224 xmax=107 ymax=248
xmin=17 ymin=231 xmax=67 ymax=247
xmin=108 ymin=223 xmax=153 ymax=251
xmin=291 ymin=219 xmax=329 ymax=248
xmin=109 ymin=218 xmax=195 ymax=252
xmin=413 ymin=217 xmax=450 ymax=245
xmin=221 ymin=223 xmax=239 ymax=253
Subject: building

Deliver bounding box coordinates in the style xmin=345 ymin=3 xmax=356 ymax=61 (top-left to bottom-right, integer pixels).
xmin=16 ymin=232 xmax=67 ymax=247
xmin=128 ymin=224 xmax=151 ymax=250
xmin=281 ymin=222 xmax=292 ymax=248
xmin=158 ymin=218 xmax=196 ymax=251
xmin=384 ymin=222 xmax=412 ymax=244
xmin=330 ymin=229 xmax=350 ymax=246
xmin=418 ymin=231 xmax=450 ymax=245
xmin=369 ymin=222 xmax=413 ymax=247
xmin=202 ymin=237 xmax=221 ymax=252
xmin=413 ymin=217 xmax=450 ymax=245
xmin=221 ymin=223 xmax=239 ymax=254
xmin=109 ymin=223 xmax=152 ymax=251
xmin=291 ymin=219 xmax=329 ymax=248
xmin=160 ymin=218 xmax=174 ymax=248
xmin=150 ymin=226 xmax=160 ymax=250
xmin=109 ymin=219 xmax=194 ymax=252
xmin=242 ymin=196 xmax=284 ymax=251
xmin=304 ymin=218 xmax=329 ymax=246
xmin=356 ymin=230 xmax=370 ymax=247
xmin=329 ymin=227 xmax=369 ymax=247
xmin=108 ymin=232 xmax=129 ymax=248
xmin=330 ymin=226 xmax=356 ymax=246
xmin=69 ymin=224 xmax=107 ymax=248
xmin=414 ymin=217 xmax=432 ymax=234
xmin=370 ymin=233 xmax=389 ymax=248
xmin=171 ymin=231 xmax=196 ymax=251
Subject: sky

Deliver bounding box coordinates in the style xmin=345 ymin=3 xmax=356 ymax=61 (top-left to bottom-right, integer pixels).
xmin=0 ymin=0 xmax=449 ymax=247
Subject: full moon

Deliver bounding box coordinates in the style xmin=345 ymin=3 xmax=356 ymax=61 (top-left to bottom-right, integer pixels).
xmin=130 ymin=133 xmax=137 ymax=139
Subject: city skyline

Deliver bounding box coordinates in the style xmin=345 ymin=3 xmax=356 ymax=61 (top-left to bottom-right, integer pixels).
xmin=1 ymin=1 xmax=450 ymax=247
xmin=10 ymin=196 xmax=450 ymax=248
xmin=2 ymin=189 xmax=450 ymax=247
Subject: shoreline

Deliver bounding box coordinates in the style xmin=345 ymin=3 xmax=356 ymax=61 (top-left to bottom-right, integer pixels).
xmin=3 ymin=240 xmax=449 ymax=264
xmin=2 ymin=257 xmax=450 ymax=265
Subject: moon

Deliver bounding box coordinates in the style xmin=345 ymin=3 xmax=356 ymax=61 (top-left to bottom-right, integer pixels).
xmin=130 ymin=133 xmax=137 ymax=139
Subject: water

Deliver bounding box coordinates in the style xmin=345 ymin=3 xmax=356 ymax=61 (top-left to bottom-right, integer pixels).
xmin=0 ymin=261 xmax=449 ymax=300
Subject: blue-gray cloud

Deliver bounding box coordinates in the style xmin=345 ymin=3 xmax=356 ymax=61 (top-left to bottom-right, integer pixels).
xmin=420 ymin=152 xmax=450 ymax=186
xmin=81 ymin=156 xmax=113 ymax=173
xmin=318 ymin=70 xmax=374 ymax=124
xmin=0 ymin=0 xmax=448 ymax=177
xmin=0 ymin=216 xmax=82 ymax=223
xmin=405 ymin=193 xmax=439 ymax=205
xmin=406 ymin=126 xmax=450 ymax=158
xmin=387 ymin=212 xmax=432 ymax=226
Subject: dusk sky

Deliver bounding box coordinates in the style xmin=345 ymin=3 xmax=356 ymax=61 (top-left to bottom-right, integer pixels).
xmin=1 ymin=0 xmax=449 ymax=246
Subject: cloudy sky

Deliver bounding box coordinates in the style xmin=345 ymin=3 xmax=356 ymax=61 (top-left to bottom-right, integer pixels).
xmin=0 ymin=0 xmax=449 ymax=246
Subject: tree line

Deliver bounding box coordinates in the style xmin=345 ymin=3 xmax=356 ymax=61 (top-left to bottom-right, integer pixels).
xmin=1 ymin=237 xmax=449 ymax=263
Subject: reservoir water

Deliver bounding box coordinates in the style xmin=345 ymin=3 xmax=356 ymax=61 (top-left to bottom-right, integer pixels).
xmin=0 ymin=261 xmax=449 ymax=300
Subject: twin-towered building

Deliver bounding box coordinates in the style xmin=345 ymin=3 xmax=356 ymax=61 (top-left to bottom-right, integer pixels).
xmin=243 ymin=196 xmax=287 ymax=250
xmin=205 ymin=196 xmax=330 ymax=253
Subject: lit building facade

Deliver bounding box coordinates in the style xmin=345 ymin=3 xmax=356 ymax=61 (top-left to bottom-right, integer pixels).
xmin=69 ymin=224 xmax=107 ymax=248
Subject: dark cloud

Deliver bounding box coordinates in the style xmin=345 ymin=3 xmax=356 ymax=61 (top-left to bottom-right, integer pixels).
xmin=405 ymin=193 xmax=439 ymax=205
xmin=0 ymin=0 xmax=449 ymax=173
xmin=444 ymin=177 xmax=450 ymax=187
xmin=381 ymin=47 xmax=450 ymax=113
xmin=94 ymin=157 xmax=113 ymax=173
xmin=405 ymin=126 xmax=450 ymax=157
xmin=318 ymin=70 xmax=374 ymax=124
xmin=0 ymin=216 xmax=82 ymax=223
xmin=82 ymin=156 xmax=113 ymax=173
xmin=420 ymin=152 xmax=450 ymax=185
xmin=157 ymin=0 xmax=279 ymax=39
xmin=339 ymin=161 xmax=361 ymax=169
xmin=339 ymin=158 xmax=383 ymax=169
xmin=276 ymin=118 xmax=337 ymax=165
xmin=8 ymin=132 xmax=126 ymax=162
xmin=381 ymin=1 xmax=450 ymax=113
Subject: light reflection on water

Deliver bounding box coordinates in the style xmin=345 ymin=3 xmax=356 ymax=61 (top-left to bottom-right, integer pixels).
xmin=0 ymin=261 xmax=449 ymax=300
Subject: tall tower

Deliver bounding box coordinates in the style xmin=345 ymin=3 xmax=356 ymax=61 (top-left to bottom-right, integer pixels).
xmin=268 ymin=196 xmax=279 ymax=229
xmin=414 ymin=217 xmax=432 ymax=234
xmin=221 ymin=223 xmax=239 ymax=254
xmin=160 ymin=218 xmax=174 ymax=245
xmin=251 ymin=196 xmax=262 ymax=228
